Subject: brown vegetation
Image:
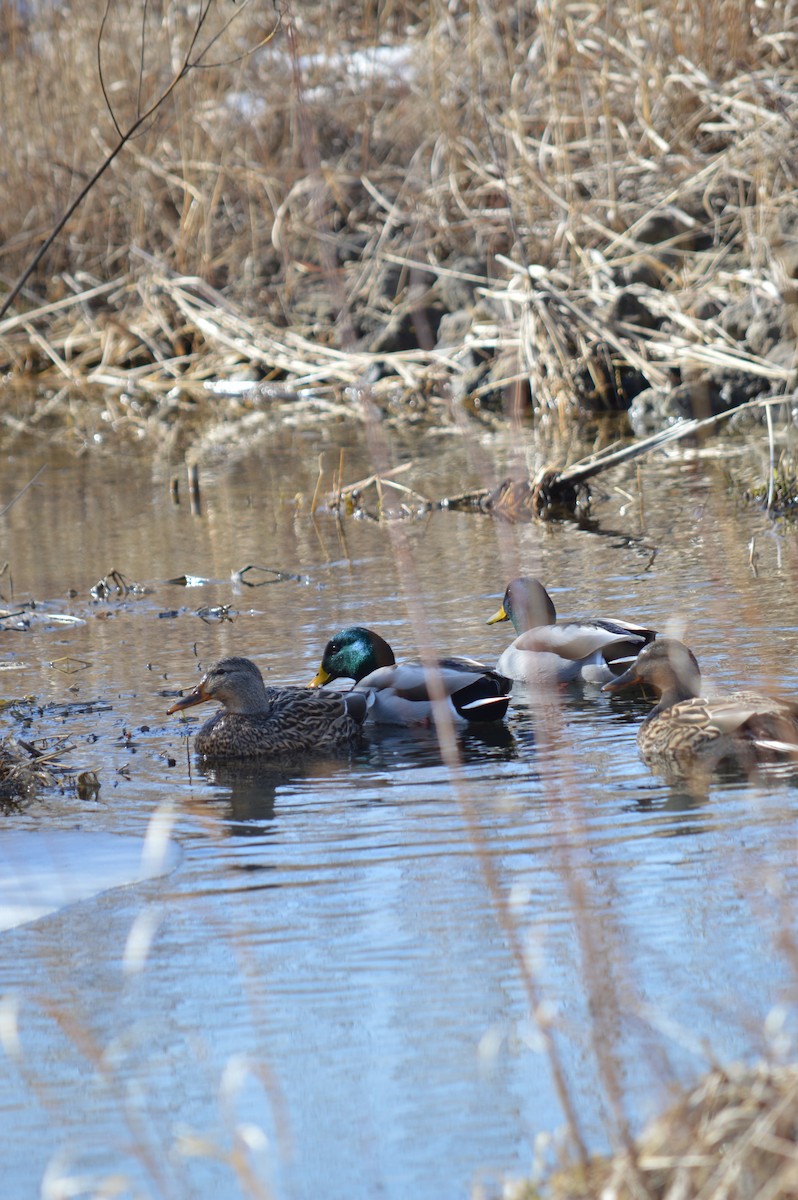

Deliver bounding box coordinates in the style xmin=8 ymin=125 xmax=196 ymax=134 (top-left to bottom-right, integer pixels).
xmin=0 ymin=0 xmax=797 ymax=442
xmin=541 ymin=1061 xmax=798 ymax=1200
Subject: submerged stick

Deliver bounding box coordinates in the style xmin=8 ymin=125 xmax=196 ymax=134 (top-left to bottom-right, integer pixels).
xmin=0 ymin=465 xmax=47 ymax=517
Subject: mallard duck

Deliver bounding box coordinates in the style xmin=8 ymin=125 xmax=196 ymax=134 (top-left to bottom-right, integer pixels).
xmin=486 ymin=576 xmax=656 ymax=684
xmin=167 ymin=656 xmax=367 ymax=758
xmin=603 ymin=639 xmax=798 ymax=768
xmin=308 ymin=626 xmax=511 ymax=726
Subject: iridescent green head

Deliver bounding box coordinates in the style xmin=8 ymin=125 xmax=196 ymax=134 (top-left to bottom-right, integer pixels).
xmin=310 ymin=626 xmax=395 ymax=685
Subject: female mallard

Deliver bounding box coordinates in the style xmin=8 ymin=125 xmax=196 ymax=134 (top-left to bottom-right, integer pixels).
xmin=603 ymin=639 xmax=798 ymax=768
xmin=167 ymin=656 xmax=367 ymax=758
xmin=487 ymin=576 xmax=656 ymax=684
xmin=308 ymin=626 xmax=511 ymax=726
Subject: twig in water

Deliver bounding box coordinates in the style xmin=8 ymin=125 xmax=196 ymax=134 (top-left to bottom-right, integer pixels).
xmin=0 ymin=465 xmax=47 ymax=517
xmin=766 ymin=403 xmax=776 ymax=512
xmin=310 ymin=453 xmax=326 ymax=516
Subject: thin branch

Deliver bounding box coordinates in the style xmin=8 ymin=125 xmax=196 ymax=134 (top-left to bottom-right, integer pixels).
xmin=98 ymin=0 xmax=123 ymax=139
xmin=0 ymin=466 xmax=47 ymax=517
xmin=0 ymin=0 xmax=280 ymax=323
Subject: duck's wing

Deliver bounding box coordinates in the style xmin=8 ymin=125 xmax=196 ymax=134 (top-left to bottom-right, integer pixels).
xmin=511 ymin=623 xmax=636 ymax=662
xmin=357 ymin=659 xmax=502 ymax=698
xmin=436 ymin=658 xmax=511 ymax=720
xmin=340 ymin=689 xmax=369 ymax=724
xmin=497 ymin=621 xmax=656 ymax=685
xmin=589 ymin=616 xmax=656 ymax=637
xmin=354 ymin=659 xmax=510 ymax=724
xmin=654 ymin=692 xmax=798 ymax=750
xmin=703 ymin=692 xmax=798 ymax=740
xmin=266 ymin=683 xmax=367 ymax=728
xmin=587 ymin=616 xmax=657 ymax=652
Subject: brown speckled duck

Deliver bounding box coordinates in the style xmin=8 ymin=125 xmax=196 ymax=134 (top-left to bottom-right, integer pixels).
xmin=167 ymin=656 xmax=367 ymax=758
xmin=603 ymin=639 xmax=798 ymax=769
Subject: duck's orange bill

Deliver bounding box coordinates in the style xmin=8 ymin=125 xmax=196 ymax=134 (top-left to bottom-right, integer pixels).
xmin=166 ymin=682 xmax=210 ymax=714
xmin=601 ymin=665 xmax=641 ymax=693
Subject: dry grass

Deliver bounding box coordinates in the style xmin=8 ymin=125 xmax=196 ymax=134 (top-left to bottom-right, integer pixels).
xmin=0 ymin=732 xmax=84 ymax=803
xmin=538 ymin=1060 xmax=798 ymax=1200
xmin=0 ymin=0 xmax=796 ymax=433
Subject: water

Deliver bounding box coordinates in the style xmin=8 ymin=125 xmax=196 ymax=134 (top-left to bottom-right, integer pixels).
xmin=1 ymin=416 xmax=798 ymax=1198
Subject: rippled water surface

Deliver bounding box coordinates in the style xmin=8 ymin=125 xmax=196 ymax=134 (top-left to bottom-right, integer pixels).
xmin=2 ymin=417 xmax=798 ymax=1198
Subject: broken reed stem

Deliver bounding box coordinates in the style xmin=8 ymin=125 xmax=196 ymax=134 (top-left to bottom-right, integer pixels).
xmin=310 ymin=453 xmax=325 ymax=515
xmin=0 ymin=465 xmax=47 ymax=516
xmin=766 ymin=403 xmax=776 ymax=513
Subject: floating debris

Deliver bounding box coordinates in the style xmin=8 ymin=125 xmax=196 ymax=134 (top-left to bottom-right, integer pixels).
xmin=0 ymin=609 xmax=31 ymax=631
xmin=49 ymin=656 xmax=90 ymax=675
xmin=439 ymin=400 xmax=780 ymax=522
xmin=0 ymin=603 xmax=85 ymax=631
xmin=75 ymin=771 xmax=101 ymax=800
xmin=164 ymin=575 xmax=214 ymax=587
xmin=233 ymin=564 xmax=310 ymax=587
xmin=745 ymin=452 xmax=798 ymax=517
xmin=330 ymin=466 xmax=431 ymax=521
xmin=48 ymin=700 xmax=113 ymax=717
xmin=0 ymin=733 xmax=96 ymax=804
xmin=0 ymin=736 xmax=55 ymax=801
xmin=197 ymin=605 xmax=235 ymax=624
xmin=90 ymin=569 xmax=151 ymax=600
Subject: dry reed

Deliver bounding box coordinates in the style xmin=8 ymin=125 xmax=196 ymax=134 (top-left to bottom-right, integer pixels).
xmin=540 ymin=1060 xmax=798 ymax=1200
xmin=0 ymin=1 xmax=796 ymax=445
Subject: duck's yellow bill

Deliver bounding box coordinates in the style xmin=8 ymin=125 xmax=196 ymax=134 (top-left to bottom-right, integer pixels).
xmin=486 ymin=604 xmax=508 ymax=626
xmin=308 ymin=666 xmax=332 ymax=688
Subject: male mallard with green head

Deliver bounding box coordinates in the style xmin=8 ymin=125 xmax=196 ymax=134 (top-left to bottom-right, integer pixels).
xmin=309 ymin=626 xmax=511 ymax=726
xmin=487 ymin=576 xmax=656 ymax=685
xmin=603 ymin=639 xmax=798 ymax=769
xmin=168 ymin=656 xmax=367 ymax=758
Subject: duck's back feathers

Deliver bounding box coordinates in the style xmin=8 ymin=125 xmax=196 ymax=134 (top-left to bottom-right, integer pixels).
xmin=637 ymin=691 xmax=798 ymax=760
xmin=194 ymin=687 xmax=366 ymax=758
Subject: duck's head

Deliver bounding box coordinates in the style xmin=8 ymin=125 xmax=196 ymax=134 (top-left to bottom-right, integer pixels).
xmin=309 ymin=626 xmax=395 ymax=686
xmin=167 ymin=656 xmax=269 ymax=715
xmin=487 ymin=577 xmax=557 ymax=633
xmin=602 ymin=639 xmax=701 ymax=701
